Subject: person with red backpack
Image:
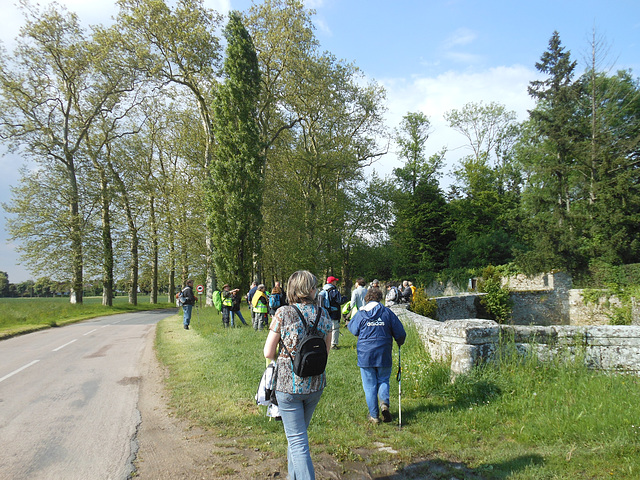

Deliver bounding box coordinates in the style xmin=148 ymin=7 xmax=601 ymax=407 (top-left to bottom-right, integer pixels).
xmin=318 ymin=276 xmax=349 ymax=350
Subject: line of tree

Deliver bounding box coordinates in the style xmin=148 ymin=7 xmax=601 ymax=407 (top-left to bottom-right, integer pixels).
xmin=0 ymin=271 xmax=156 ymax=298
xmin=1 ymin=1 xmax=638 ymax=303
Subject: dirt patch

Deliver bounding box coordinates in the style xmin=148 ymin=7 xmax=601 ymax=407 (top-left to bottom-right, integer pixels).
xmin=133 ymin=325 xmax=483 ymax=479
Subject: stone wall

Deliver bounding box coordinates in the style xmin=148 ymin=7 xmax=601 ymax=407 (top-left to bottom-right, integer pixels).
xmin=394 ymin=305 xmax=640 ymax=376
xmin=433 ymin=293 xmax=484 ymax=321
xmin=424 ymin=271 xmax=634 ymax=326
xmin=568 ymin=290 xmax=624 ymax=326
xmin=504 ymin=271 xmax=572 ymax=325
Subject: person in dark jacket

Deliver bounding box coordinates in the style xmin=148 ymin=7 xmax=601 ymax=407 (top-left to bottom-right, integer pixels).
xmin=231 ymin=288 xmax=248 ymax=326
xmin=181 ymin=279 xmax=197 ymax=330
xmin=348 ymin=287 xmax=406 ymax=424
xmin=402 ymin=280 xmax=413 ymax=303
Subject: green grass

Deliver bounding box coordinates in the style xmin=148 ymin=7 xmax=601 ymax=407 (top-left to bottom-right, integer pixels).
xmin=0 ymin=295 xmax=174 ymax=339
xmin=155 ymin=307 xmax=640 ymax=479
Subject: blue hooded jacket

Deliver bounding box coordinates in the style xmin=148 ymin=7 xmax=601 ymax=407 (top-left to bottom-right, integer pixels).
xmin=347 ymin=302 xmax=406 ymax=368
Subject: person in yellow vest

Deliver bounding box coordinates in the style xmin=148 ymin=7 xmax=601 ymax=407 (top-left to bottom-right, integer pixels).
xmin=221 ymin=284 xmax=239 ymax=328
xmin=409 ymin=282 xmax=417 ymax=301
xmin=252 ymin=284 xmax=269 ymax=330
xmin=341 ymin=300 xmax=353 ymax=324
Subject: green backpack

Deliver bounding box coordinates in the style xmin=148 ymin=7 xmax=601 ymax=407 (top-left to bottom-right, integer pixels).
xmin=212 ymin=290 xmax=222 ymax=311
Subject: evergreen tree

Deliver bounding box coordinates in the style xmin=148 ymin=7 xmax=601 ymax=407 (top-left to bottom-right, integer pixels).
xmin=517 ymin=31 xmax=587 ymax=275
xmin=209 ymin=11 xmax=263 ymax=289
xmin=390 ymin=112 xmax=452 ymax=281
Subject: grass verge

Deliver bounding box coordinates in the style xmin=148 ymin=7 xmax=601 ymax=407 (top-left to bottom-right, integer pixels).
xmin=0 ymin=296 xmax=174 ymax=339
xmin=157 ymin=307 xmax=640 ymax=479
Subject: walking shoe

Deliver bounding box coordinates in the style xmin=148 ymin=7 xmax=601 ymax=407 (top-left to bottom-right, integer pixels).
xmin=184 ymin=325 xmax=189 ymax=330
xmin=369 ymin=416 xmax=380 ymax=425
xmin=381 ymin=404 xmax=391 ymax=423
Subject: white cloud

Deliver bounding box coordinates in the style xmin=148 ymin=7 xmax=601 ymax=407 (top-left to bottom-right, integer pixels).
xmin=370 ymin=64 xmax=540 ymax=184
xmin=442 ymin=27 xmax=477 ymax=49
xmin=304 ymin=0 xmax=325 ymax=8
xmin=314 ymin=17 xmax=332 ymax=37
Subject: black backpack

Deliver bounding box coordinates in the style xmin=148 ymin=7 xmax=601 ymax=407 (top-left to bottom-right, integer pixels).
xmin=280 ymin=305 xmax=328 ymax=377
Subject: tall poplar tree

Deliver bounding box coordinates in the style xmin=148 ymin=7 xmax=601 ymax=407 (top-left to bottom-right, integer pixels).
xmin=209 ymin=11 xmax=263 ymax=289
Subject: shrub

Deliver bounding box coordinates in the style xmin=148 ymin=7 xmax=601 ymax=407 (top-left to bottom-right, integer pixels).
xmin=410 ymin=287 xmax=437 ymax=318
xmin=478 ymin=265 xmax=513 ymax=324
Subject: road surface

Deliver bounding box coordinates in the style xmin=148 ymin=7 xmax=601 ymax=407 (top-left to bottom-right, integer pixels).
xmin=0 ymin=309 xmax=176 ymax=480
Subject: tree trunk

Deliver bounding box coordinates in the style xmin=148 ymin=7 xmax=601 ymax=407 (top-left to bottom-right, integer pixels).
xmin=168 ymin=217 xmax=176 ymax=302
xmin=67 ymin=157 xmax=83 ymax=304
xmin=127 ymin=219 xmax=139 ymax=305
xmin=149 ymin=195 xmax=158 ymax=304
xmin=205 ymin=234 xmax=215 ymax=306
xmin=99 ymin=170 xmax=114 ymax=306
xmin=109 ymin=164 xmax=138 ymax=305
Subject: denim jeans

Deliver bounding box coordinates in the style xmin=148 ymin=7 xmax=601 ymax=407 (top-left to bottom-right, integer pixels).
xmin=359 ymin=366 xmax=391 ymax=419
xmin=231 ymin=310 xmax=247 ymax=326
xmin=182 ymin=304 xmax=193 ymax=327
xmin=275 ymin=389 xmax=323 ymax=480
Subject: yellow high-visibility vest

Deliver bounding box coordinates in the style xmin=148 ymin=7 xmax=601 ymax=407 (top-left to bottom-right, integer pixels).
xmin=252 ymin=291 xmax=268 ymax=313
xmin=222 ymin=292 xmax=233 ymax=307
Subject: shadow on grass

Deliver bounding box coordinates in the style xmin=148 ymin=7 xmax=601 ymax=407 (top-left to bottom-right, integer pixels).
xmin=378 ymin=453 xmax=543 ymax=479
xmin=399 ymin=377 xmax=504 ymax=422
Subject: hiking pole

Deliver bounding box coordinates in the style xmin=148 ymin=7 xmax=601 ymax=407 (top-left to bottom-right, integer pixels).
xmin=397 ymin=345 xmax=402 ymax=428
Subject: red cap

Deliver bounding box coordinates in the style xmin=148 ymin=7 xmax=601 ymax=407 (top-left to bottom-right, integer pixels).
xmin=327 ymin=276 xmax=339 ymax=284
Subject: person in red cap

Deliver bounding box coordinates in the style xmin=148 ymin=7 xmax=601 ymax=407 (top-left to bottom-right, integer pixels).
xmin=318 ymin=275 xmax=349 ymax=349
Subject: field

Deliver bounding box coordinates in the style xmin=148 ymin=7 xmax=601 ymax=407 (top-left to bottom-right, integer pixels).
xmin=154 ymin=306 xmax=640 ymax=479
xmin=0 ymin=295 xmax=174 ymax=339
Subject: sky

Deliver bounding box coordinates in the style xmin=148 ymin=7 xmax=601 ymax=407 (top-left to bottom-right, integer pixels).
xmin=0 ymin=0 xmax=639 ymax=283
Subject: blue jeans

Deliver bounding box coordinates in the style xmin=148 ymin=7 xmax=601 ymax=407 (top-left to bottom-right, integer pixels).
xmin=275 ymin=389 xmax=323 ymax=480
xmin=182 ymin=304 xmax=193 ymax=327
xmin=359 ymin=366 xmax=391 ymax=419
xmin=231 ymin=310 xmax=247 ymax=326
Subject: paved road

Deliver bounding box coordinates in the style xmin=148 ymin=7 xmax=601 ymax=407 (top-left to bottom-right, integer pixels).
xmin=0 ymin=309 xmax=177 ymax=480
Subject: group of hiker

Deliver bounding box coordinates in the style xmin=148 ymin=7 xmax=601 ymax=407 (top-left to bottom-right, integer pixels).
xmin=178 ymin=273 xmax=414 ymax=480
xmin=218 ymin=280 xmax=288 ymax=330
xmin=262 ymin=272 xmax=410 ymax=480
xmin=177 ymin=275 xmax=415 ymax=336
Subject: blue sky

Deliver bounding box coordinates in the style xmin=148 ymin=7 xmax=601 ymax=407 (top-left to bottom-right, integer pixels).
xmin=1 ymin=0 xmax=639 ymax=282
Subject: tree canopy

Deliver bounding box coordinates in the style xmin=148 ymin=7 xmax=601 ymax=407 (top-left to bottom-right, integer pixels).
xmin=2 ymin=4 xmax=639 ymax=300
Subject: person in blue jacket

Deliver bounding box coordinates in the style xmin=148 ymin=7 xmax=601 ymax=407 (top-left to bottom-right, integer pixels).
xmin=348 ymin=287 xmax=406 ymax=424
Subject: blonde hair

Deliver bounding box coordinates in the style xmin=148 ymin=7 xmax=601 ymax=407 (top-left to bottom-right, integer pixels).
xmin=286 ymin=270 xmax=317 ymax=304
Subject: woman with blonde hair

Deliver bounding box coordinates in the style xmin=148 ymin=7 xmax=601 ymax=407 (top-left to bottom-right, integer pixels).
xmin=263 ymin=270 xmax=332 ymax=479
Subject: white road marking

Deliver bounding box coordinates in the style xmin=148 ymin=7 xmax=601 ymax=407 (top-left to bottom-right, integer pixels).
xmin=83 ymin=329 xmax=98 ymax=336
xmin=0 ymin=360 xmax=40 ymax=383
xmin=52 ymin=339 xmax=77 ymax=352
